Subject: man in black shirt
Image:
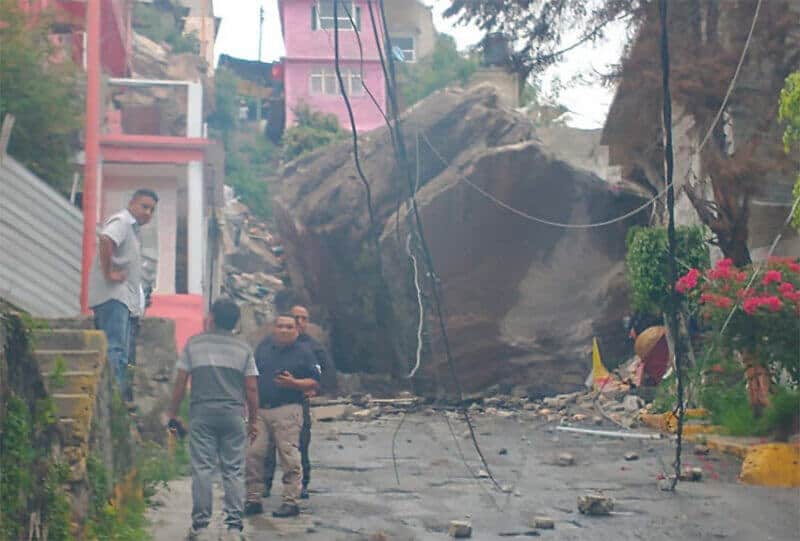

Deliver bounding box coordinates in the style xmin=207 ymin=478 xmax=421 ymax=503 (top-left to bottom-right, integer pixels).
xmin=245 ymin=314 xmax=320 ymax=518
xmin=263 ymin=304 xmax=333 ymax=500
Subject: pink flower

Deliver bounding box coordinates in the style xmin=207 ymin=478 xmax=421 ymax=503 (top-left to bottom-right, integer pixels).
xmin=789 ymin=262 xmax=800 ymax=273
xmin=714 ymin=296 xmax=733 ymax=309
xmin=734 ymin=271 xmax=748 ymax=282
xmin=709 ymin=267 xmax=731 ymax=280
xmin=779 ymin=282 xmax=795 ymax=295
xmin=763 ymin=270 xmax=782 ymax=285
xmin=737 ymin=288 xmax=755 ymax=299
xmin=764 ymin=296 xmax=782 ymax=312
xmin=676 ymin=268 xmax=700 ymax=293
xmin=700 ymin=293 xmax=715 ymax=304
xmin=717 ymin=258 xmax=733 ymax=269
xmin=743 ymin=297 xmax=761 ymax=315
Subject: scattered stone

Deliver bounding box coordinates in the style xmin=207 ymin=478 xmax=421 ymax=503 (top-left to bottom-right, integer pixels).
xmin=499 ymin=448 xmax=508 ymax=456
xmin=557 ymin=453 xmax=576 ymax=466
xmin=533 ymin=516 xmax=555 ymax=529
xmin=448 ymin=520 xmax=473 ymax=538
xmin=624 ymin=452 xmax=639 ymax=461
xmin=523 ymin=402 xmax=538 ymax=411
xmin=592 ymin=416 xmax=604 ymax=426
xmin=658 ymin=476 xmax=676 ymax=491
xmin=572 ymin=413 xmax=588 ymax=422
xmin=538 ymin=408 xmax=552 ymax=416
xmin=358 ymin=433 xmax=368 ymax=442
xmin=577 ymin=494 xmax=614 ymax=516
xmin=622 ymin=395 xmax=644 ymax=413
xmin=477 ymin=469 xmax=490 ymax=478
xmin=313 ymin=404 xmax=351 ymax=422
xmin=680 ymin=467 xmax=703 ymax=481
xmin=694 ymin=445 xmax=710 ymax=455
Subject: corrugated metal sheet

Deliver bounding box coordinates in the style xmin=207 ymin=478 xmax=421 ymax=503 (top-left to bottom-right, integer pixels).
xmin=0 ymin=155 xmax=82 ymax=317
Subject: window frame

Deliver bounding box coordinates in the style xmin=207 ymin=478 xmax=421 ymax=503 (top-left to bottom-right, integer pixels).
xmin=315 ymin=1 xmax=360 ymax=31
xmin=391 ymin=35 xmax=416 ymax=63
xmin=308 ymin=66 xmax=365 ymax=97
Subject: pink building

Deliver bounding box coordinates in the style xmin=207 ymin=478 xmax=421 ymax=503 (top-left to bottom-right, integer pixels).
xmin=278 ymin=0 xmax=388 ymax=132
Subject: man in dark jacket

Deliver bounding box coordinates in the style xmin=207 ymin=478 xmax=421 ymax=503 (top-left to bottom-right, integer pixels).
xmin=245 ymin=314 xmax=320 ymax=518
xmin=263 ymin=304 xmax=332 ymax=500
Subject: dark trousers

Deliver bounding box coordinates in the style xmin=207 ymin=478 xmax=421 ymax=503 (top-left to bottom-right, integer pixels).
xmin=265 ymin=398 xmax=311 ymax=489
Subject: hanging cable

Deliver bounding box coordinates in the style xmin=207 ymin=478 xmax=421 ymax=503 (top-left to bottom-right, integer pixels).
xmin=374 ymin=0 xmax=503 ymax=492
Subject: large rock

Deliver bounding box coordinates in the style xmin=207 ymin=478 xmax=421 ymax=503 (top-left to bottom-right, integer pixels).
xmin=272 ymin=85 xmax=645 ymax=395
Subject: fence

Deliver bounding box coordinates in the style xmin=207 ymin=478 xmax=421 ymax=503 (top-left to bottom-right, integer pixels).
xmin=0 ymin=153 xmax=82 ymax=317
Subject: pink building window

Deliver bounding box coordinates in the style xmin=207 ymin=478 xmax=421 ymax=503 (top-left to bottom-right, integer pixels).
xmin=312 ymin=0 xmax=360 ymax=31
xmin=309 ymin=66 xmax=364 ymax=97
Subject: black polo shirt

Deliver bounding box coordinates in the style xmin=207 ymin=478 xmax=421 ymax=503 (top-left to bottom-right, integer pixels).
xmin=254 ymin=337 xmax=320 ymax=409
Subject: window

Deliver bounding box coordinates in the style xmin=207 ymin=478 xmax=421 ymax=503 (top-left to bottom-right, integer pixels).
xmin=312 ymin=1 xmax=360 ymax=31
xmin=392 ymin=36 xmax=415 ymax=62
xmin=309 ymin=67 xmax=364 ymax=97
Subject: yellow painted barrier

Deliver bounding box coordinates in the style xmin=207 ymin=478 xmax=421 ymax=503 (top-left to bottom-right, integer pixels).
xmin=740 ymin=444 xmax=800 ymax=488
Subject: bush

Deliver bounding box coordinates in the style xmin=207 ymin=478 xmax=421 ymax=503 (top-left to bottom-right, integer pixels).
xmin=282 ymin=105 xmax=345 ymax=161
xmin=398 ymin=34 xmax=478 ymax=107
xmin=625 ymin=225 xmax=710 ymax=317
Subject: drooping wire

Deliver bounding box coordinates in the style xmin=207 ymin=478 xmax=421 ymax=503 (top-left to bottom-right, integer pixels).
xmin=657 ymin=0 xmax=686 ymax=491
xmin=373 ymin=0 xmax=503 ymax=492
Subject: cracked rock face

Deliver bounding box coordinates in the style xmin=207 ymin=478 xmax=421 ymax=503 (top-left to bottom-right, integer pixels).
xmin=273 ymin=85 xmax=646 ymax=395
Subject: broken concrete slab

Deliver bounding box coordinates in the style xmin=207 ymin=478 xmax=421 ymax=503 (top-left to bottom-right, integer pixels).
xmin=448 ymin=520 xmax=472 ymax=538
xmin=532 ymin=516 xmax=555 ymax=529
xmin=578 ymin=494 xmax=614 ymax=516
xmin=557 ymin=453 xmax=576 ymax=466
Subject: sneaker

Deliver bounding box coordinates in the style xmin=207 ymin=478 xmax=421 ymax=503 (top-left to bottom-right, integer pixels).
xmin=221 ymin=528 xmax=245 ymax=541
xmin=272 ymin=503 xmax=300 ymax=518
xmin=243 ymin=501 xmax=263 ymax=516
xmin=299 ymin=486 xmax=309 ymax=500
xmin=262 ymin=486 xmax=271 ymax=498
xmin=185 ymin=526 xmax=212 ymax=541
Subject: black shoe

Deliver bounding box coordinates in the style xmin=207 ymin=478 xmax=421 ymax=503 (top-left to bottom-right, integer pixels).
xmin=262 ymin=486 xmax=271 ymax=498
xmin=272 ymin=503 xmax=300 ymax=518
xmin=299 ymin=486 xmax=309 ymax=500
xmin=244 ymin=501 xmax=263 ymax=516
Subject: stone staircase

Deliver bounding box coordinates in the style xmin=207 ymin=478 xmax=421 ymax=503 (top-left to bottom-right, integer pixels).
xmin=32 ymin=327 xmax=115 ymax=486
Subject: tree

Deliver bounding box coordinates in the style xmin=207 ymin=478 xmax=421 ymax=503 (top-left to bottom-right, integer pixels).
xmin=778 ymin=71 xmax=800 ymax=230
xmin=445 ymin=1 xmax=797 ymax=266
xmin=0 ymin=1 xmax=81 ymax=193
xmin=397 ymin=34 xmax=478 ymax=107
xmin=281 ymin=104 xmax=345 ymax=161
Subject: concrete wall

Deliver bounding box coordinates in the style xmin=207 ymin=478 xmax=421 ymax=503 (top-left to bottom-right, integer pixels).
xmin=0 ymin=154 xmax=82 ymax=317
xmin=284 ymin=58 xmax=387 ymax=131
xmin=384 ymin=0 xmax=436 ymax=60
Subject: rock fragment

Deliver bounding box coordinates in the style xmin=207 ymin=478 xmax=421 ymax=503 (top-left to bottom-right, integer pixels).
xmin=557 ymin=453 xmax=576 ymax=466
xmin=624 ymin=452 xmax=639 ymax=461
xmin=577 ymin=494 xmax=614 ymax=516
xmin=448 ymin=520 xmax=472 ymax=538
xmin=533 ymin=516 xmax=555 ymax=529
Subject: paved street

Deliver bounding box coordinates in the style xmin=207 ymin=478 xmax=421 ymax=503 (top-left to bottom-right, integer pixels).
xmin=148 ymin=411 xmax=800 ymax=540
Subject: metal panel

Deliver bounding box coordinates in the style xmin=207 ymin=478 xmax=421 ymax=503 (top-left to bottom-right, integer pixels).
xmin=0 ymin=154 xmax=83 ymax=317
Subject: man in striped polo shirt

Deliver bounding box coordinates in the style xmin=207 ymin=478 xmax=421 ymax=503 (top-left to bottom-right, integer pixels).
xmin=167 ymin=298 xmax=259 ymax=541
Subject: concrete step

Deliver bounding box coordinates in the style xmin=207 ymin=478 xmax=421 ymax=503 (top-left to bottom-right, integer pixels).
xmin=33 ymin=350 xmax=103 ymax=374
xmin=32 ymin=329 xmax=106 ymax=353
xmin=42 ymin=317 xmax=94 ymax=331
xmin=56 ymin=417 xmax=91 ymax=447
xmin=42 ymin=371 xmax=102 ymax=397
xmin=51 ymin=393 xmax=94 ymax=422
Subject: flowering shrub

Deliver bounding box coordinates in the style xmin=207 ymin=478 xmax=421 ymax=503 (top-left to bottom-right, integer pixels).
xmin=677 ymin=256 xmax=800 ymax=383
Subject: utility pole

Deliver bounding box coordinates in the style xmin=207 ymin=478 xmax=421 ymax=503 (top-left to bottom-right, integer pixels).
xmin=257 ymin=5 xmax=265 ymax=122
xmin=81 ymin=0 xmax=101 ymax=313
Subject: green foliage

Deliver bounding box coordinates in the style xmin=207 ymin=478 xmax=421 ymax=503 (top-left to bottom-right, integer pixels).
xmin=0 ymin=395 xmax=34 ymax=540
xmin=625 ymin=225 xmax=710 ymax=317
xmin=208 ymin=67 xmax=239 ymax=143
xmin=398 ymin=34 xmax=479 ymax=107
xmin=282 ymin=105 xmax=345 ymax=162
xmin=0 ymin=0 xmax=82 ymax=193
xmin=43 ymin=462 xmax=75 ymax=541
xmin=137 ymin=441 xmax=190 ymax=500
xmin=778 ymin=71 xmax=800 ymax=230
xmin=226 ymin=137 xmax=277 ymax=219
xmin=651 ymin=372 xmax=677 ymax=414
xmin=133 ymin=1 xmax=199 ymax=54
xmin=50 ymin=356 xmax=67 ymax=388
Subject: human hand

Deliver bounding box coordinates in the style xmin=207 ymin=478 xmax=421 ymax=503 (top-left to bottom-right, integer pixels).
xmin=304 ymin=389 xmax=318 ymax=398
xmin=106 ymin=269 xmax=127 ymax=283
xmin=247 ymin=420 xmax=258 ymax=443
xmin=273 ymin=371 xmax=296 ymax=388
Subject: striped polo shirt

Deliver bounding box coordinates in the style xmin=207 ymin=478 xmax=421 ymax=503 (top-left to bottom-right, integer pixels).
xmin=176 ymin=330 xmax=259 ymax=416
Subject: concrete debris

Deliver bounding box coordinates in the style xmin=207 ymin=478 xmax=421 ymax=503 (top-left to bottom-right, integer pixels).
xmin=577 ymin=494 xmax=614 ymax=516
xmin=477 ymin=469 xmax=490 ymax=479
xmin=532 ymin=516 xmax=555 ymax=529
xmin=694 ymin=445 xmax=711 ymax=455
xmin=680 ymin=467 xmax=704 ymax=482
xmin=557 ymin=453 xmax=576 ymax=466
xmin=499 ymin=448 xmax=508 ymax=456
xmin=622 ymin=395 xmax=645 ymax=413
xmin=624 ymin=452 xmax=640 ymax=461
xmin=448 ymin=520 xmax=473 ymax=538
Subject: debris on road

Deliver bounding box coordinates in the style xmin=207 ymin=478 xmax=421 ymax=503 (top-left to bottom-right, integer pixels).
xmin=557 ymin=452 xmax=576 ymax=466
xmin=448 ymin=520 xmax=473 ymax=538
xmin=577 ymin=494 xmax=614 ymax=516
xmin=533 ymin=516 xmax=555 ymax=529
xmin=680 ymin=467 xmax=704 ymax=481
xmin=624 ymin=452 xmax=640 ymax=461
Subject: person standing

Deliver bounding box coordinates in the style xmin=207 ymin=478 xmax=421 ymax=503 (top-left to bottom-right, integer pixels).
xmin=263 ymin=304 xmax=332 ymax=500
xmin=167 ymin=298 xmax=259 ymax=541
xmin=245 ymin=314 xmax=320 ymax=518
xmin=88 ymin=189 xmax=158 ymax=402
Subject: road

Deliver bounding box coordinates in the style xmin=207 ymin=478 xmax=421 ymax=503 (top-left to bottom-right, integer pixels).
xmin=147 ymin=409 xmax=800 ymax=540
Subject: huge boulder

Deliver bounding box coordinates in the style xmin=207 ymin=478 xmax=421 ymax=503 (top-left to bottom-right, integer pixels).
xmin=272 ymin=85 xmax=646 ymax=395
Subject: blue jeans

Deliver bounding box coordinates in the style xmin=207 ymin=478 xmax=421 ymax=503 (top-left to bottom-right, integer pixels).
xmin=93 ymin=299 xmax=131 ymax=398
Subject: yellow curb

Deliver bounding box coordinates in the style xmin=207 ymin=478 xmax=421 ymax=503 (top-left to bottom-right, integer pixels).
xmin=740 ymin=444 xmax=800 ymax=487
xmin=640 ymin=409 xmax=710 ymax=433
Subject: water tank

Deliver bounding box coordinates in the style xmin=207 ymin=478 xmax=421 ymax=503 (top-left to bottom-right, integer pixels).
xmin=482 ymin=33 xmax=510 ymax=67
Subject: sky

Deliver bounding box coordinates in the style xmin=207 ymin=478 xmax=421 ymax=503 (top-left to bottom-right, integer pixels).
xmin=213 ymin=0 xmax=627 ymax=129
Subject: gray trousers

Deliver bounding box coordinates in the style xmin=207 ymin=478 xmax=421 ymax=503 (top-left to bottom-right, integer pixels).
xmin=190 ymin=412 xmax=246 ymax=531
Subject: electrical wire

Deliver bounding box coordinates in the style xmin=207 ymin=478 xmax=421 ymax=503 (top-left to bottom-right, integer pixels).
xmin=405 ymin=233 xmax=424 ymax=379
